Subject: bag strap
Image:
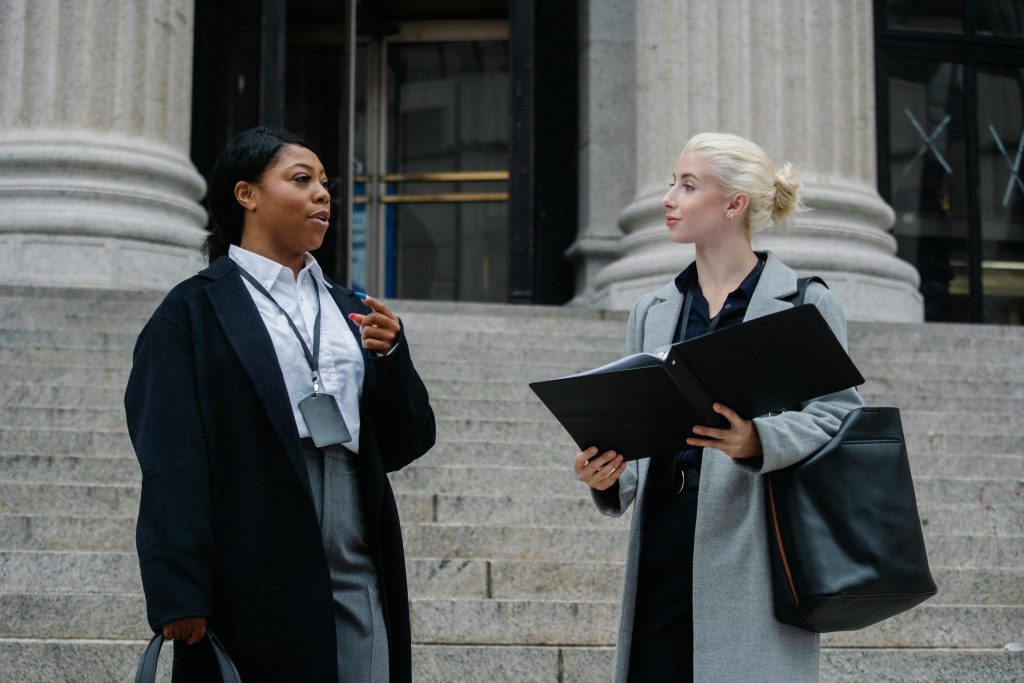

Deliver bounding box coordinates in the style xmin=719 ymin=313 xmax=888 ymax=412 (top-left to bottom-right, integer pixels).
xmin=785 ymin=276 xmax=828 ymax=307
xmin=135 ymin=631 xmax=242 ymax=683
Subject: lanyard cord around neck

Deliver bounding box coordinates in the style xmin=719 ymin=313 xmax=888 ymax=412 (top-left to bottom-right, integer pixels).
xmin=237 ymin=266 xmax=323 ymax=395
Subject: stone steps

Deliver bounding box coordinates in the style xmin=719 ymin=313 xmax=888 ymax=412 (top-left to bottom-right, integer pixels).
xmin=3 ymin=480 xmax=1021 ymax=524
xmin=1 ymin=428 xmax=1022 ymax=473
xmin=2 ymin=408 xmax=1023 ymax=452
xmin=2 ymin=449 xmax=1018 ymax=488
xmin=2 ymin=366 xmax=1024 ymax=409
xmin=2 ymin=287 xmax=1023 ymax=680
xmin=3 ymin=383 xmax=1023 ymax=426
xmin=2 ymin=550 xmax=1019 ymax=605
xmin=5 ymin=381 xmax=1024 ymax=418
xmin=0 ymin=516 xmax=638 ymax=559
xmin=2 ymin=430 xmax=1015 ymax=462
xmin=1 ymin=508 xmax=1020 ymax=569
xmin=411 ymin=601 xmax=1024 ymax=649
xmin=0 ymin=430 xmax=133 ymax=457
xmin=0 ymin=640 xmax=1019 ymax=683
xmin=0 ymin=515 xmax=136 ymax=552
xmin=0 ymin=638 xmax=170 ymax=683
xmin=819 ymin=648 xmax=1024 ymax=683
xmin=3 ymin=328 xmax=1024 ymax=369
xmin=1 ymin=475 xmax=1022 ymax=525
xmin=4 ymin=591 xmax=1016 ymax=650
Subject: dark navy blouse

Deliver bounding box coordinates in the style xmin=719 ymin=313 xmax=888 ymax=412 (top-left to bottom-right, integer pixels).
xmin=671 ymin=257 xmax=765 ymax=471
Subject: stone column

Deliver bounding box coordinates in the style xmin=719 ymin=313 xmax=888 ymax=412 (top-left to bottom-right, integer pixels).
xmin=567 ymin=0 xmax=636 ymax=303
xmin=0 ymin=0 xmax=206 ymax=290
xmin=588 ymin=0 xmax=923 ymax=322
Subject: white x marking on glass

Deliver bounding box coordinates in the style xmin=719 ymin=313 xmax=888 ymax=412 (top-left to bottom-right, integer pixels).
xmin=989 ymin=124 xmax=1024 ymax=207
xmin=901 ymin=109 xmax=953 ymax=179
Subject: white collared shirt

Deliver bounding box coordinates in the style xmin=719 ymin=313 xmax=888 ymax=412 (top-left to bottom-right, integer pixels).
xmin=229 ymin=245 xmax=364 ymax=452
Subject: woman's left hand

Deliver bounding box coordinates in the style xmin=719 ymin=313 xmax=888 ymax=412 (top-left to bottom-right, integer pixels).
xmin=348 ymin=295 xmax=401 ymax=354
xmin=687 ymin=402 xmax=762 ymax=459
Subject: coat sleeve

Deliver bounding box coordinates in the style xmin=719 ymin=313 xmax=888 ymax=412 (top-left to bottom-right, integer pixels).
xmin=590 ymin=294 xmax=655 ymax=517
xmin=748 ymin=282 xmax=865 ymax=473
xmin=124 ymin=313 xmax=215 ymax=632
xmin=368 ymin=320 xmax=436 ymax=472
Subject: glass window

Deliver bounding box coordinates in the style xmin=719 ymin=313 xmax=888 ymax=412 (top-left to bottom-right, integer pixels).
xmin=886 ymin=0 xmax=964 ymax=33
xmin=887 ymin=60 xmax=970 ymax=321
xmin=878 ymin=4 xmax=1024 ymax=323
xmin=977 ymin=65 xmax=1024 ymax=323
xmin=976 ymin=0 xmax=1024 ymax=36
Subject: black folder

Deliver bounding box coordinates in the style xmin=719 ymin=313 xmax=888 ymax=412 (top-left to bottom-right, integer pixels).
xmin=529 ymin=304 xmax=865 ymax=461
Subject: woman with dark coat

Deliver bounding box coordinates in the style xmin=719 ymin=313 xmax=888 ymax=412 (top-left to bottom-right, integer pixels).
xmin=125 ymin=127 xmax=436 ymax=682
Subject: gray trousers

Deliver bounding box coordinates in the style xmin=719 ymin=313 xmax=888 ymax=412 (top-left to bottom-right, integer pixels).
xmin=302 ymin=439 xmax=390 ymax=682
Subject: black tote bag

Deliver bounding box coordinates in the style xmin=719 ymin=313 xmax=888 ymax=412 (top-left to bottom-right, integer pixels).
xmin=765 ymin=406 xmax=938 ymax=632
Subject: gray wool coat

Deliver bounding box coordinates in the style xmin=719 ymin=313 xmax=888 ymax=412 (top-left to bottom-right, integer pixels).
xmin=593 ymin=253 xmax=863 ymax=682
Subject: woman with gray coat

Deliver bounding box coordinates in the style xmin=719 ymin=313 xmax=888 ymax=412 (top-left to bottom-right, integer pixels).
xmin=574 ymin=132 xmax=863 ymax=682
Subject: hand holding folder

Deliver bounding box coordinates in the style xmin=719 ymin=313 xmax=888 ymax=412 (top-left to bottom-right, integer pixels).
xmin=530 ymin=304 xmax=864 ymax=461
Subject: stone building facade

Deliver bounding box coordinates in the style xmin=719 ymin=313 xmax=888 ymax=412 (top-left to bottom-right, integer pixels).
xmin=3 ymin=1 xmax=1019 ymax=324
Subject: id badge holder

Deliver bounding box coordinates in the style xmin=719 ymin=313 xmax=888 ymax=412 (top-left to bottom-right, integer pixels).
xmin=298 ymin=392 xmax=352 ymax=448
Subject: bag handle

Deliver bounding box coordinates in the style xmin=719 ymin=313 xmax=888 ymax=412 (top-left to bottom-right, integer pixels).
xmin=135 ymin=631 xmax=242 ymax=683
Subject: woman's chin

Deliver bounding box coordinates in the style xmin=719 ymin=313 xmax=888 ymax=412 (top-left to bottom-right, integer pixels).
xmin=302 ymin=232 xmax=328 ymax=253
xmin=667 ymin=230 xmax=696 ymax=245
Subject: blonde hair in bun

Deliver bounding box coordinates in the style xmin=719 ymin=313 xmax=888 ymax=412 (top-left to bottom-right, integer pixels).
xmin=682 ymin=132 xmax=803 ymax=232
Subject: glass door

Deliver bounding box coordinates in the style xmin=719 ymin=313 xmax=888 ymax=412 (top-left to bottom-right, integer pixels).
xmin=352 ymin=23 xmax=510 ymax=301
xmin=977 ymin=64 xmax=1024 ymax=324
xmin=876 ymin=0 xmax=1024 ymax=323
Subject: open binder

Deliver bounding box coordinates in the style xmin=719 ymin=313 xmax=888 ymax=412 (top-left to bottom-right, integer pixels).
xmin=529 ymin=304 xmax=865 ymax=461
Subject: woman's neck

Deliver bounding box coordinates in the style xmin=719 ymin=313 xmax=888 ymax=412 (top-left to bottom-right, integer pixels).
xmin=694 ymin=239 xmax=759 ymax=294
xmin=238 ymin=237 xmax=305 ymax=280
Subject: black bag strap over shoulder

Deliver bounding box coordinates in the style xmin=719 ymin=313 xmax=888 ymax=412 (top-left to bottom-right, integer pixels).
xmin=786 ymin=276 xmax=828 ymax=307
xmin=135 ymin=631 xmax=242 ymax=683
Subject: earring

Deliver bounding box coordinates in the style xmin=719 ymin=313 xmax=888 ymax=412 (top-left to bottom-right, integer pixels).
xmin=726 ymin=211 xmax=734 ymax=219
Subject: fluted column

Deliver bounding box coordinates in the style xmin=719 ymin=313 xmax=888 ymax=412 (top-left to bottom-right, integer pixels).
xmin=588 ymin=0 xmax=923 ymax=321
xmin=0 ymin=0 xmax=206 ymax=290
xmin=567 ymin=0 xmax=636 ymax=302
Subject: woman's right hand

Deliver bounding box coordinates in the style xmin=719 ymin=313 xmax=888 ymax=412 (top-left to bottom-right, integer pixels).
xmin=574 ymin=447 xmax=626 ymax=490
xmin=162 ymin=617 xmax=207 ymax=645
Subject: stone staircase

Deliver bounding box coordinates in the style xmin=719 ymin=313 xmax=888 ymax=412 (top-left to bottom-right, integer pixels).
xmin=0 ymin=284 xmax=1022 ymax=682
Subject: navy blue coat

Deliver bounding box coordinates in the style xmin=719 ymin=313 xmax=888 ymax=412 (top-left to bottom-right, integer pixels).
xmin=124 ymin=256 xmax=435 ymax=682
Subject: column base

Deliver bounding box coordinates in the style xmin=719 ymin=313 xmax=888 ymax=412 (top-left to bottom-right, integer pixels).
xmin=0 ymin=232 xmax=203 ymax=290
xmin=0 ymin=130 xmax=207 ymax=290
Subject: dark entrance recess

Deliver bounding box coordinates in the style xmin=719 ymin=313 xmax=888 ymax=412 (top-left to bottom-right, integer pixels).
xmin=191 ymin=0 xmax=578 ymax=305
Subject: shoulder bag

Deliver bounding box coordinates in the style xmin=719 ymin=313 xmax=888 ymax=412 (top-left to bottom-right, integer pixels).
xmin=765 ymin=278 xmax=937 ymax=632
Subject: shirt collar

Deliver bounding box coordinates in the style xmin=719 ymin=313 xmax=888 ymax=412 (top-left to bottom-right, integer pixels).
xmin=674 ymin=261 xmax=699 ymax=295
xmin=228 ymin=245 xmax=332 ymax=291
xmin=673 ymin=256 xmax=764 ymax=300
xmin=735 ymin=258 xmax=764 ymax=300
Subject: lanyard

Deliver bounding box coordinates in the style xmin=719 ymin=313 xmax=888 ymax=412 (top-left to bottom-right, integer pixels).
xmin=237 ymin=266 xmax=323 ymax=395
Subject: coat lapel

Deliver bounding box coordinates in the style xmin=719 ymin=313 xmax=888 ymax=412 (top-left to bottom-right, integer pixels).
xmin=744 ymin=252 xmax=800 ymax=322
xmin=201 ymin=257 xmax=307 ymax=482
xmin=642 ymin=282 xmax=684 ymax=352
